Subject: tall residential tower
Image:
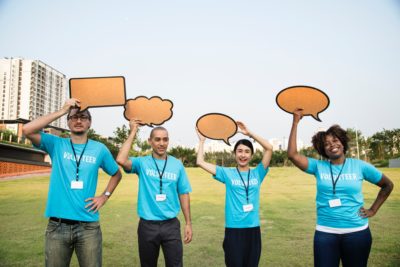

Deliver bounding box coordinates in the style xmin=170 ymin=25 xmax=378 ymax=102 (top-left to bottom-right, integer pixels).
xmin=0 ymin=58 xmax=67 ymax=132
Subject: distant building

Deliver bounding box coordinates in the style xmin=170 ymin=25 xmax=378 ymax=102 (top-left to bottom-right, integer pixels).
xmin=195 ymin=138 xmax=305 ymax=152
xmin=0 ymin=58 xmax=68 ymax=133
xmin=269 ymin=137 xmax=304 ymax=151
xmin=389 ymin=158 xmax=400 ymax=168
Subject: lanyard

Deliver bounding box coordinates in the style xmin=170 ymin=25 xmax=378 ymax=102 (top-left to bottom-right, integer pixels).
xmin=329 ymin=158 xmax=346 ymax=195
xmin=70 ymin=140 xmax=88 ymax=181
xmin=236 ymin=167 xmax=251 ymax=203
xmin=152 ymin=155 xmax=168 ymax=194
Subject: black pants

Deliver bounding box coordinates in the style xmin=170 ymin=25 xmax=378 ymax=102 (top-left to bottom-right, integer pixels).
xmin=138 ymin=217 xmax=183 ymax=267
xmin=223 ymin=227 xmax=262 ymax=267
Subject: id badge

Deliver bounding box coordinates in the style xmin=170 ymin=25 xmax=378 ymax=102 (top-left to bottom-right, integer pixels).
xmin=329 ymin=198 xmax=342 ymax=208
xmin=243 ymin=203 xmax=254 ymax=212
xmin=71 ymin=180 xmax=83 ymax=189
xmin=156 ymin=194 xmax=167 ymax=202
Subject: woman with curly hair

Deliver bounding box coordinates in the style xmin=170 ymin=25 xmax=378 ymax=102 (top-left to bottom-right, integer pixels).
xmin=287 ymin=108 xmax=394 ymax=267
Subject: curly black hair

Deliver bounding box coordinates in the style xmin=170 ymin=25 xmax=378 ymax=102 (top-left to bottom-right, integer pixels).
xmin=311 ymin=125 xmax=349 ymax=159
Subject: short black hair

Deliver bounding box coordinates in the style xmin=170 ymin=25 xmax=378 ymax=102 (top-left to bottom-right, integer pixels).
xmin=311 ymin=124 xmax=349 ymax=159
xmin=67 ymin=108 xmax=92 ymax=121
xmin=149 ymin=126 xmax=168 ymax=138
xmin=233 ymin=139 xmax=254 ymax=155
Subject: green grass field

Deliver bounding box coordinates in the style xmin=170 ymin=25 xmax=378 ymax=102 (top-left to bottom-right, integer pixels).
xmin=1 ymin=167 xmax=399 ymax=267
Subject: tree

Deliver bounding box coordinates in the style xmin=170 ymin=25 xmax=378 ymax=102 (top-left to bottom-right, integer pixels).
xmin=270 ymin=150 xmax=288 ymax=167
xmin=113 ymin=125 xmax=130 ymax=147
xmin=369 ymin=129 xmax=400 ymax=161
xmin=168 ymin=146 xmax=196 ymax=167
xmin=87 ymin=128 xmax=119 ymax=158
xmin=299 ymin=146 xmax=319 ymax=159
xmin=204 ymin=150 xmax=236 ymax=167
xmin=249 ymin=149 xmax=263 ymax=167
xmin=346 ymin=128 xmax=368 ymax=160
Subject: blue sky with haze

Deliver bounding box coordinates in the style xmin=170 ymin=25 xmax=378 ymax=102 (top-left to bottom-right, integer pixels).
xmin=1 ymin=0 xmax=399 ymax=147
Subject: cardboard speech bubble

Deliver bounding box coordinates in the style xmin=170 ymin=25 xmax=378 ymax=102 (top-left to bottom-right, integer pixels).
xmin=276 ymin=85 xmax=330 ymax=121
xmin=69 ymin=76 xmax=126 ymax=111
xmin=124 ymin=96 xmax=173 ymax=126
xmin=196 ymin=113 xmax=237 ymax=145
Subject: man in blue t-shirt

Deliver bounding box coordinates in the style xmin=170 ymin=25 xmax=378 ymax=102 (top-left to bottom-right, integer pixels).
xmin=23 ymin=98 xmax=122 ymax=267
xmin=117 ymin=118 xmax=192 ymax=267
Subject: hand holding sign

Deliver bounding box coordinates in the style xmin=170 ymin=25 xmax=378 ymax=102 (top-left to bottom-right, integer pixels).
xmin=69 ymin=76 xmax=126 ymax=111
xmin=196 ymin=113 xmax=237 ymax=145
xmin=124 ymin=96 xmax=173 ymax=126
xmin=276 ymin=85 xmax=330 ymax=121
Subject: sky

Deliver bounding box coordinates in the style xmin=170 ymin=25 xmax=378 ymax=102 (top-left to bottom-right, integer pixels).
xmin=1 ymin=0 xmax=399 ymax=148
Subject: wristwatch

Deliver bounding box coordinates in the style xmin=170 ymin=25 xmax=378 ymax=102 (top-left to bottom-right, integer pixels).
xmin=104 ymin=191 xmax=111 ymax=198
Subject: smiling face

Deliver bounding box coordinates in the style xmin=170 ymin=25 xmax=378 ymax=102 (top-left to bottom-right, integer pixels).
xmin=149 ymin=128 xmax=169 ymax=159
xmin=323 ymin=134 xmax=345 ymax=160
xmin=234 ymin=144 xmax=253 ymax=168
xmin=67 ymin=108 xmax=91 ymax=136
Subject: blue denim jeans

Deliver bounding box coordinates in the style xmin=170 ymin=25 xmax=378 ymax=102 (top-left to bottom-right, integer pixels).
xmin=314 ymin=227 xmax=372 ymax=267
xmin=45 ymin=219 xmax=102 ymax=267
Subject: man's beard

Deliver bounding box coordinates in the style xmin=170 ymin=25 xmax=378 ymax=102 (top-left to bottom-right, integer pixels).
xmin=71 ymin=130 xmax=86 ymax=136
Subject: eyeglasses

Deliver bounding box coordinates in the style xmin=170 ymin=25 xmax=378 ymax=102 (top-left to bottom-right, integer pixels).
xmin=68 ymin=115 xmax=90 ymax=122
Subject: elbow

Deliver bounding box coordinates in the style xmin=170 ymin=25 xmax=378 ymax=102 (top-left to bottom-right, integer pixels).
xmin=196 ymin=158 xmax=203 ymax=167
xmin=22 ymin=124 xmax=30 ymax=137
xmin=115 ymin=157 xmax=125 ymax=167
xmin=287 ymin=152 xmax=296 ymax=161
xmin=387 ymin=180 xmax=394 ymax=193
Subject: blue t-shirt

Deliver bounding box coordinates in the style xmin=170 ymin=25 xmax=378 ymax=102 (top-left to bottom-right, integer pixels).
xmin=213 ymin=163 xmax=269 ymax=228
xmin=36 ymin=132 xmax=119 ymax=221
xmin=306 ymin=157 xmax=382 ymax=229
xmin=127 ymin=155 xmax=192 ymax=220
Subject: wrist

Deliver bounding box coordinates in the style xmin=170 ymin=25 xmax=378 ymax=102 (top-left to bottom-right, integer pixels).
xmin=104 ymin=191 xmax=111 ymax=199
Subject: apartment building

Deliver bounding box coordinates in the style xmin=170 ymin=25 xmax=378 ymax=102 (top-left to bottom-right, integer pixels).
xmin=0 ymin=58 xmax=67 ymax=133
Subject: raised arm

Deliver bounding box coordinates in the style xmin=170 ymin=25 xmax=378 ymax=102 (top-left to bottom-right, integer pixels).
xmin=287 ymin=109 xmax=308 ymax=171
xmin=195 ymin=128 xmax=217 ymax=175
xmin=236 ymin=121 xmax=273 ymax=169
xmin=116 ymin=119 xmax=141 ymax=172
xmin=22 ymin=99 xmax=79 ymax=146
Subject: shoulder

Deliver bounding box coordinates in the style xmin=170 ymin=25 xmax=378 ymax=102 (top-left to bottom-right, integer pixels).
xmin=133 ymin=155 xmax=150 ymax=163
xmin=346 ymin=158 xmax=365 ymax=167
xmin=167 ymin=155 xmax=183 ymax=165
xmin=42 ymin=132 xmax=62 ymax=142
xmin=88 ymin=139 xmax=107 ymax=149
xmin=308 ymin=157 xmax=327 ymax=165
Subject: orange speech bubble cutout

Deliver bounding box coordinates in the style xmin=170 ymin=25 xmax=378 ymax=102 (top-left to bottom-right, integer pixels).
xmin=124 ymin=96 xmax=174 ymax=126
xmin=69 ymin=76 xmax=126 ymax=111
xmin=276 ymin=85 xmax=330 ymax=121
xmin=196 ymin=113 xmax=237 ymax=146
